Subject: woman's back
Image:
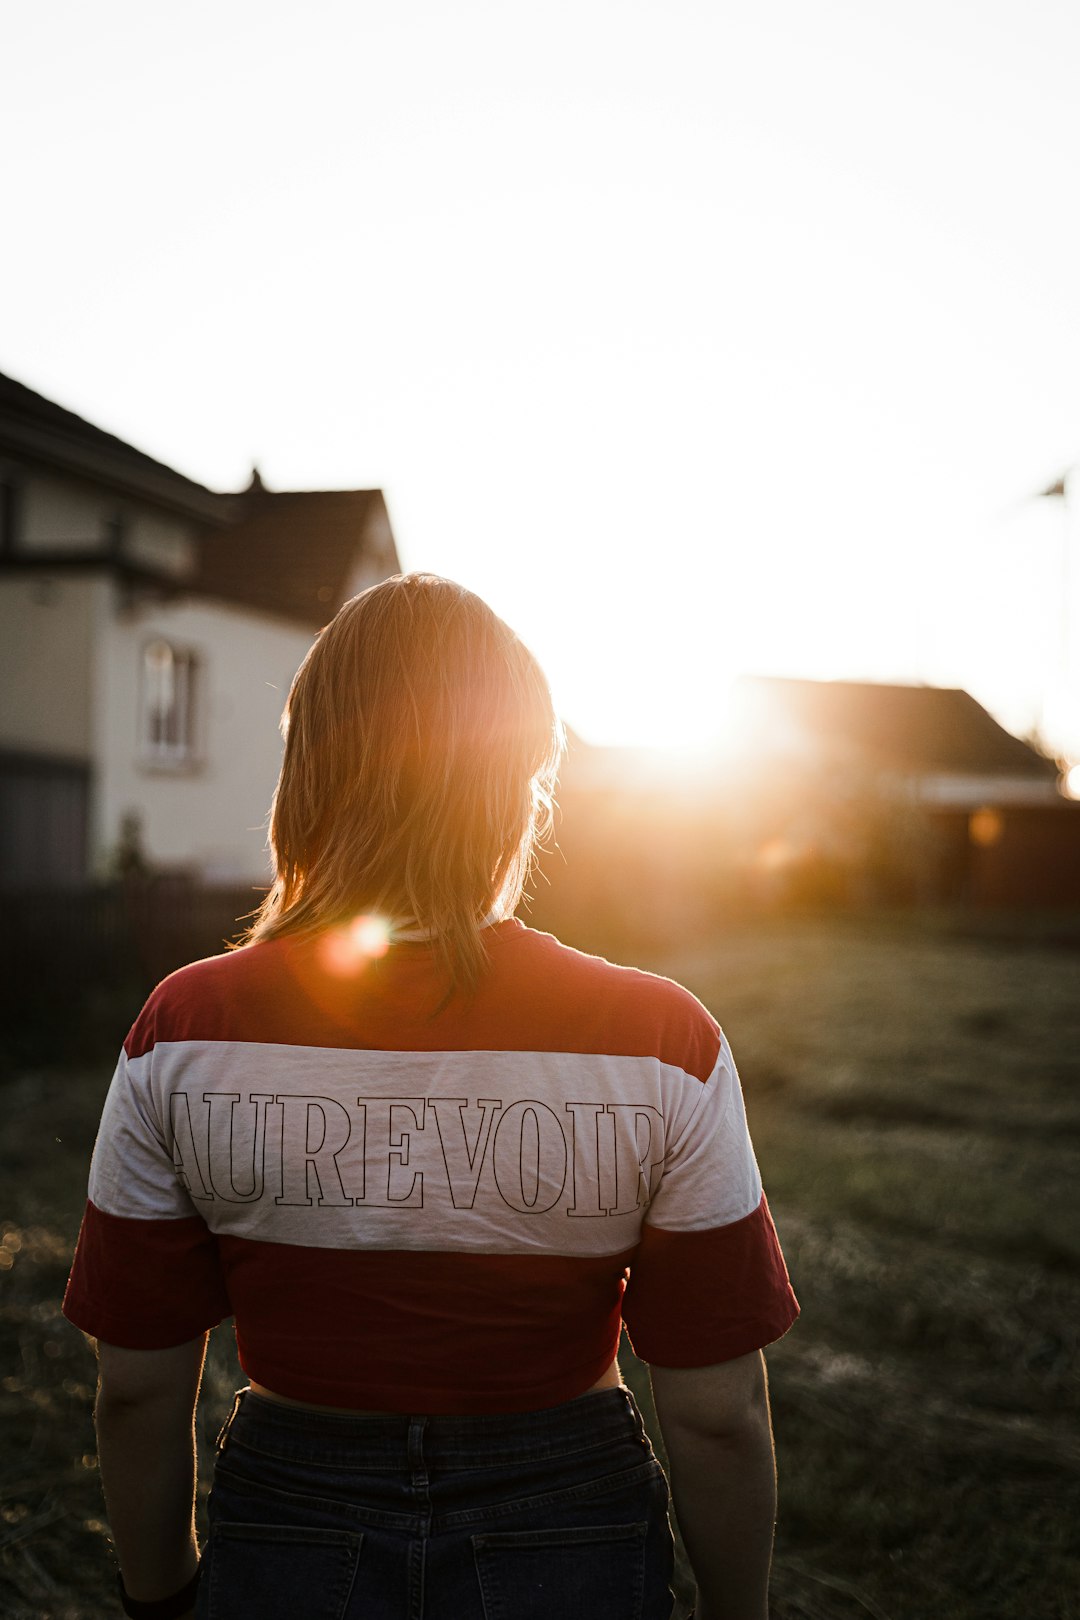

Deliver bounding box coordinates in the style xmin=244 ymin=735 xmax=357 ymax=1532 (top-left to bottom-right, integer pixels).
xmin=67 ymin=917 xmax=794 ymax=1414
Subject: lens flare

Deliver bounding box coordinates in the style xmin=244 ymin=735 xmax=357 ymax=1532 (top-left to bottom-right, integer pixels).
xmin=756 ymin=837 xmax=798 ymax=871
xmin=969 ymin=808 xmax=1004 ymax=848
xmin=318 ymin=915 xmax=392 ymax=977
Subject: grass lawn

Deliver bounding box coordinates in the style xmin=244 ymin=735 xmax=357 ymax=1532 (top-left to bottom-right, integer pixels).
xmin=2 ymin=913 xmax=1078 ymax=1619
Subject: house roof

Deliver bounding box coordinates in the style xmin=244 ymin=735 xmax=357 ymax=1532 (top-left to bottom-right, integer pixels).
xmin=0 ymin=370 xmax=399 ymax=625
xmin=0 ymin=369 xmax=227 ymax=524
xmin=742 ymin=676 xmax=1058 ymax=780
xmin=194 ymin=485 xmax=394 ymax=627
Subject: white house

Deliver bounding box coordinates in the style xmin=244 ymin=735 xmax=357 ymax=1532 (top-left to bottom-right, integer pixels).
xmin=0 ymin=370 xmax=399 ymax=888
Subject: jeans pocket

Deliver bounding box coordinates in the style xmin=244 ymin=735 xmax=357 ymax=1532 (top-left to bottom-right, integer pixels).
xmin=200 ymin=1523 xmax=363 ymax=1620
xmin=472 ymin=1521 xmax=648 ymax=1620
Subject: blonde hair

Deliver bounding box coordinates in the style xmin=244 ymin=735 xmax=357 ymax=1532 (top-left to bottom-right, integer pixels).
xmin=244 ymin=573 xmax=563 ymax=995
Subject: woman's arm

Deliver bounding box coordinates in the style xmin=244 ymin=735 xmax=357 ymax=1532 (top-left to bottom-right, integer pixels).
xmin=650 ymin=1350 xmax=777 ymax=1620
xmin=94 ymin=1334 xmax=208 ymax=1611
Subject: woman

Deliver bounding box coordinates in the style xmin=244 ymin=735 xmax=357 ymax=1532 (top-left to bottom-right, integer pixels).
xmin=64 ymin=574 xmax=798 ymax=1620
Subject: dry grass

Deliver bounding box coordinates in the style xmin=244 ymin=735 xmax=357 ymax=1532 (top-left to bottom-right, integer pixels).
xmin=2 ymin=912 xmax=1078 ymax=1618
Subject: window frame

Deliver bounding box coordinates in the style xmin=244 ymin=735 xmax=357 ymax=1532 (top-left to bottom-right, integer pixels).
xmin=138 ymin=637 xmax=202 ymax=772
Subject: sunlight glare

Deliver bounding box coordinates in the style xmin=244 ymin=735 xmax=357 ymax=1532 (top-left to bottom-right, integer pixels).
xmin=318 ymin=915 xmax=392 ymax=978
xmin=563 ymin=675 xmax=749 ymax=758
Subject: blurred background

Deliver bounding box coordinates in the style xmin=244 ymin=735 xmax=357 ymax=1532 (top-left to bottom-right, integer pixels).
xmin=1 ymin=3 xmax=1078 ymax=1618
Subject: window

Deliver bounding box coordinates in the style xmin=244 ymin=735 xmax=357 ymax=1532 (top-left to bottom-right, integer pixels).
xmin=0 ymin=478 xmax=20 ymax=553
xmin=141 ymin=639 xmax=199 ymax=768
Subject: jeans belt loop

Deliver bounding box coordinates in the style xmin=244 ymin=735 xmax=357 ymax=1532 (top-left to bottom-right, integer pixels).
xmin=216 ymin=1387 xmax=246 ymax=1455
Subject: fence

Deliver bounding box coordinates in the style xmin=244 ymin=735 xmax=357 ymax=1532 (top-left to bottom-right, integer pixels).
xmin=5 ymin=804 xmax=1080 ymax=1068
xmin=0 ymin=880 xmax=265 ymax=1063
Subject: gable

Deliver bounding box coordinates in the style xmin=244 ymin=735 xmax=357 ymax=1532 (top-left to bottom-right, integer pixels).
xmin=740 ymin=676 xmax=1057 ymax=783
xmin=194 ymin=487 xmax=399 ymax=628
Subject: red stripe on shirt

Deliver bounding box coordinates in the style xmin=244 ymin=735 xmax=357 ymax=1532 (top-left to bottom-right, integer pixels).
xmin=123 ymin=922 xmax=721 ymax=1084
xmin=218 ymin=1239 xmax=635 ymax=1413
xmin=621 ymin=1193 xmax=800 ymax=1366
xmin=62 ymin=1201 xmax=231 ymax=1349
xmin=63 ymin=1192 xmax=799 ymax=1408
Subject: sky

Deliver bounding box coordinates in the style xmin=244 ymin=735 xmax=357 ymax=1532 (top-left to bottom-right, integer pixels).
xmin=4 ymin=0 xmax=1080 ymax=752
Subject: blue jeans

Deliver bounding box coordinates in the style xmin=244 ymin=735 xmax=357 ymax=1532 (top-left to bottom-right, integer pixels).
xmin=196 ymin=1386 xmax=675 ymax=1620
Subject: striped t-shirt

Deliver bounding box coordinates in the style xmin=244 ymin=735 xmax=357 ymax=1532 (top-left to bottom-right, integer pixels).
xmin=63 ymin=919 xmax=798 ymax=1413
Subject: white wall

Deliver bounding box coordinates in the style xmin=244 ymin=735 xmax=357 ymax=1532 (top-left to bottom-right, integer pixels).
xmin=94 ymin=587 xmax=314 ymax=881
xmin=0 ymin=573 xmax=100 ymax=758
xmin=342 ymin=549 xmax=388 ymax=601
xmin=342 ymin=495 xmax=398 ymax=599
xmin=914 ymin=772 xmax=1061 ymax=808
xmin=18 ymin=471 xmax=199 ymax=576
xmin=19 ymin=472 xmax=116 ymax=551
xmin=124 ymin=509 xmax=197 ymax=579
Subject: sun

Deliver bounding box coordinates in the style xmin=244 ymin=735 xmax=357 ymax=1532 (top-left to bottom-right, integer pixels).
xmin=558 ymin=672 xmax=753 ymax=761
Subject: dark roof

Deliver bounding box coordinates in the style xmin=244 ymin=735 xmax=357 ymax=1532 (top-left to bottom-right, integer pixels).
xmin=742 ymin=676 xmax=1057 ymax=780
xmin=194 ymin=486 xmax=394 ymax=627
xmin=0 ymin=370 xmax=227 ymax=524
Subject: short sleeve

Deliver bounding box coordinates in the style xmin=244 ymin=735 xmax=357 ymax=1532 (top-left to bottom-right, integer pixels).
xmin=62 ymin=1047 xmax=231 ymax=1348
xmin=621 ymin=1034 xmax=798 ymax=1365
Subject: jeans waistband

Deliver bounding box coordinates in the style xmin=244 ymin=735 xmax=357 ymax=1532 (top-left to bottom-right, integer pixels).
xmin=219 ymin=1385 xmax=651 ymax=1471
